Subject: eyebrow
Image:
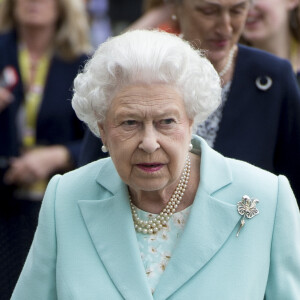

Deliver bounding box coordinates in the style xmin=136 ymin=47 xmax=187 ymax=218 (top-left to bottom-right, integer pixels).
xmin=200 ymin=0 xmax=249 ymax=7
xmin=115 ymin=107 xmax=181 ymax=119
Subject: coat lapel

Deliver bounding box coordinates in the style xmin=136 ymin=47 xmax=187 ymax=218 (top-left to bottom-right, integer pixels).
xmin=78 ymin=137 xmax=241 ymax=299
xmin=154 ymin=137 xmax=241 ymax=299
xmin=78 ymin=160 xmax=153 ymax=299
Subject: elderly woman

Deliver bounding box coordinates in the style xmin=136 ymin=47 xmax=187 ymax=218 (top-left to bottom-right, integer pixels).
xmin=79 ymin=0 xmax=300 ymax=205
xmin=12 ymin=30 xmax=300 ymax=299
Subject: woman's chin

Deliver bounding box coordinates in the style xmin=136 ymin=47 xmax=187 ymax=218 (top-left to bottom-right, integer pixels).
xmin=129 ymin=179 xmax=169 ymax=193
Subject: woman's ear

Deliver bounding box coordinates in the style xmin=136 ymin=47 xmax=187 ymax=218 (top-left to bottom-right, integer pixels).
xmin=97 ymin=122 xmax=106 ymax=145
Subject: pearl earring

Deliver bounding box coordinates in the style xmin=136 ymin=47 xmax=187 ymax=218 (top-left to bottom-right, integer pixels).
xmin=188 ymin=143 xmax=193 ymax=151
xmin=171 ymin=14 xmax=177 ymax=21
xmin=101 ymin=145 xmax=108 ymax=153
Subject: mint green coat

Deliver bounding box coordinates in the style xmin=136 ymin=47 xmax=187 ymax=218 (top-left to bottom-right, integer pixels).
xmin=12 ymin=136 xmax=300 ymax=300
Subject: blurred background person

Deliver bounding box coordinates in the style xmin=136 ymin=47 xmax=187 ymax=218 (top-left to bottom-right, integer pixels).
xmin=242 ymin=0 xmax=300 ymax=85
xmin=0 ymin=0 xmax=91 ymax=298
xmin=79 ymin=0 xmax=300 ymax=206
xmin=129 ymin=0 xmax=180 ymax=34
xmin=175 ymin=0 xmax=300 ymax=204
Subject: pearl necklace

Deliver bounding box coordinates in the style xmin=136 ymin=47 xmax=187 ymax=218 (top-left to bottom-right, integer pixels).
xmin=218 ymin=46 xmax=236 ymax=77
xmin=129 ymin=155 xmax=191 ymax=235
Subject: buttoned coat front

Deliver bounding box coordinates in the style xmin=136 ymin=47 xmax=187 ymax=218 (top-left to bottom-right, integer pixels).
xmin=11 ymin=137 xmax=300 ymax=300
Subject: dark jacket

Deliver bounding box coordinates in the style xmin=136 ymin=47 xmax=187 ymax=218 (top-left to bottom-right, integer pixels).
xmin=0 ymin=31 xmax=88 ymax=165
xmin=214 ymin=44 xmax=300 ymax=203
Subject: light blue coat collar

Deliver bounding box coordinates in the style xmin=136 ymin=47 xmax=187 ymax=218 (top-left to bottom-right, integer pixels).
xmin=78 ymin=136 xmax=240 ymax=299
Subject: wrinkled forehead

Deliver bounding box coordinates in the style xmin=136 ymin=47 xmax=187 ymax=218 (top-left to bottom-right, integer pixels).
xmin=109 ymin=84 xmax=187 ymax=116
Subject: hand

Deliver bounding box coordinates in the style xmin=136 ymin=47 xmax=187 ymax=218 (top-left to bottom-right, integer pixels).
xmin=0 ymin=87 xmax=14 ymax=112
xmin=4 ymin=146 xmax=72 ymax=185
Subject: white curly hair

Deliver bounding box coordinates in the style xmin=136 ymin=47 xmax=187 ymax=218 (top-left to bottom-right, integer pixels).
xmin=72 ymin=29 xmax=221 ymax=137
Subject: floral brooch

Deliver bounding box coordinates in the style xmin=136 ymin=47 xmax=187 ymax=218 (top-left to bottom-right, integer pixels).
xmin=236 ymin=195 xmax=259 ymax=237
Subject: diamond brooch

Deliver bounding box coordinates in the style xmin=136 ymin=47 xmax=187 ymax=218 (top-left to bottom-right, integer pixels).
xmin=236 ymin=195 xmax=259 ymax=237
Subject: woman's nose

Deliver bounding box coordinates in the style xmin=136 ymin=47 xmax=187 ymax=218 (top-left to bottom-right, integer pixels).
xmin=138 ymin=125 xmax=160 ymax=153
xmin=217 ymin=12 xmax=233 ymax=36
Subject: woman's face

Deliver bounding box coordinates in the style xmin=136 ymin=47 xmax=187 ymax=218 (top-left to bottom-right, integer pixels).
xmin=176 ymin=0 xmax=250 ymax=66
xmin=98 ymin=84 xmax=193 ymax=193
xmin=14 ymin=0 xmax=59 ymax=29
xmin=243 ymin=0 xmax=294 ymax=43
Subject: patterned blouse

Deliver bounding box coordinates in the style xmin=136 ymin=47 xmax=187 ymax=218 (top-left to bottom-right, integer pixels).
xmin=196 ymin=81 xmax=231 ymax=147
xmin=134 ymin=204 xmax=192 ymax=294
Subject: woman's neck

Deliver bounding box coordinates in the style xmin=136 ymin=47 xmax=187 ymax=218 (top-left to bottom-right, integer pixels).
xmin=213 ymin=45 xmax=237 ymax=87
xmin=18 ymin=25 xmax=55 ymax=59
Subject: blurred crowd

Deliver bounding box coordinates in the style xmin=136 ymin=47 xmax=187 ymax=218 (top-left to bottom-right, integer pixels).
xmin=0 ymin=0 xmax=299 ymax=299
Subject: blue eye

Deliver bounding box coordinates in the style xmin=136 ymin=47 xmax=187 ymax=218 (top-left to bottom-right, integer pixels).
xmin=160 ymin=118 xmax=175 ymax=125
xmin=123 ymin=120 xmax=137 ymax=126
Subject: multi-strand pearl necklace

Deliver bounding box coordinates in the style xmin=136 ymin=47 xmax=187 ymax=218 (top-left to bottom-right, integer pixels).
xmin=219 ymin=46 xmax=236 ymax=78
xmin=129 ymin=155 xmax=191 ymax=235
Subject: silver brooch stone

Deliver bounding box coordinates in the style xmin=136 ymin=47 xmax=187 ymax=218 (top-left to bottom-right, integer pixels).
xmin=236 ymin=195 xmax=259 ymax=237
